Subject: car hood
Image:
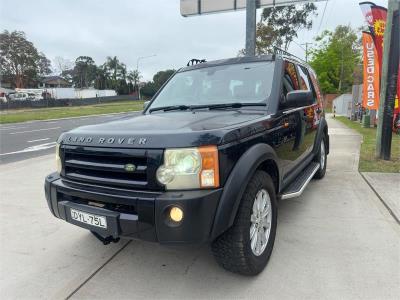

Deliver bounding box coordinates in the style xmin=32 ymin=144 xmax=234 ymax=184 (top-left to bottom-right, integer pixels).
xmin=60 ymin=110 xmax=271 ymax=148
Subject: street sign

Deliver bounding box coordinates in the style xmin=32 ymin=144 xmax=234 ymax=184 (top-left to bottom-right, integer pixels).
xmin=181 ymin=0 xmax=324 ymax=17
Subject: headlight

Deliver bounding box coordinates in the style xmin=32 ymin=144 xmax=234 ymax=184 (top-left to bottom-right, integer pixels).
xmin=56 ymin=143 xmax=62 ymax=174
xmin=156 ymin=146 xmax=219 ymax=190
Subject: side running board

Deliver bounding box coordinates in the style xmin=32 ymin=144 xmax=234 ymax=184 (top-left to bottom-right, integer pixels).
xmin=281 ymin=162 xmax=320 ymax=200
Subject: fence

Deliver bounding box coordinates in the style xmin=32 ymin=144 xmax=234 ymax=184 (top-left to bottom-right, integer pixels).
xmin=0 ymin=95 xmax=140 ymax=110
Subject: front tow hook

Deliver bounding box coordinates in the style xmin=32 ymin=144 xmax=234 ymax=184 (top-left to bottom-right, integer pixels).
xmin=91 ymin=231 xmax=120 ymax=245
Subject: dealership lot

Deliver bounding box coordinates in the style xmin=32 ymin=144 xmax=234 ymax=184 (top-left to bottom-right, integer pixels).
xmin=0 ymin=116 xmax=399 ymax=299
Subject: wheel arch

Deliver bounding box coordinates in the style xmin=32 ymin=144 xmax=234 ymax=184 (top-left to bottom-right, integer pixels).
xmin=210 ymin=143 xmax=280 ymax=240
xmin=313 ymin=117 xmax=329 ymax=155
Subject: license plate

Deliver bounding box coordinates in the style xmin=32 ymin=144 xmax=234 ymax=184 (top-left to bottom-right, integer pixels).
xmin=70 ymin=208 xmax=107 ymax=229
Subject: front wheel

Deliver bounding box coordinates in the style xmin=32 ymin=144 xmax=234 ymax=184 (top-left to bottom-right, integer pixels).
xmin=211 ymin=171 xmax=277 ymax=276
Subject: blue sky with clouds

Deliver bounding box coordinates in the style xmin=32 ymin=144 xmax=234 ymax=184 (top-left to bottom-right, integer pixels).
xmin=0 ymin=0 xmax=388 ymax=80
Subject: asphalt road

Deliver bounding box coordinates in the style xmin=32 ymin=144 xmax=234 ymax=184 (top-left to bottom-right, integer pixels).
xmin=0 ymin=112 xmax=140 ymax=164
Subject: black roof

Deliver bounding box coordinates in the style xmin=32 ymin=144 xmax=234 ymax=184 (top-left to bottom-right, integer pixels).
xmin=181 ymin=54 xmax=275 ymax=72
xmin=180 ymin=51 xmax=309 ymax=73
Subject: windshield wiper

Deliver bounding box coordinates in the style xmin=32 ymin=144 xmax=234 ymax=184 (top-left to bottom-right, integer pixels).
xmin=149 ymin=105 xmax=191 ymax=113
xmin=190 ymin=102 xmax=267 ymax=110
xmin=149 ymin=102 xmax=266 ymax=113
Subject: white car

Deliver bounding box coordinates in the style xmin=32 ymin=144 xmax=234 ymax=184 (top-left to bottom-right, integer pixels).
xmin=9 ymin=92 xmax=30 ymax=101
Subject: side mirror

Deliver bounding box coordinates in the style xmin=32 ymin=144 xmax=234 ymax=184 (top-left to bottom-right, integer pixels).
xmin=143 ymin=100 xmax=150 ymax=110
xmin=284 ymin=90 xmax=314 ymax=108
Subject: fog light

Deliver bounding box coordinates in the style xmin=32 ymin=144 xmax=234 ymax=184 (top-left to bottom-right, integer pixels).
xmin=170 ymin=207 xmax=183 ymax=222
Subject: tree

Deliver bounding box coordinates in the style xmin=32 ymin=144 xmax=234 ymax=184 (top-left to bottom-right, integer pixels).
xmin=127 ymin=70 xmax=141 ymax=93
xmin=102 ymin=56 xmax=126 ymax=89
xmin=73 ymin=56 xmax=97 ymax=88
xmin=153 ymin=69 xmax=175 ymax=89
xmin=94 ymin=66 xmax=108 ymax=90
xmin=53 ymin=56 xmax=74 ymax=76
xmin=0 ymin=30 xmax=51 ymax=88
xmin=37 ymin=53 xmax=52 ymax=77
xmin=309 ymin=25 xmax=362 ymax=94
xmin=240 ymin=4 xmax=317 ymax=55
xmin=140 ymin=69 xmax=175 ymax=98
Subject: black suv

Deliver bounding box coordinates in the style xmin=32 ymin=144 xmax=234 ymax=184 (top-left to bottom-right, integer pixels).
xmin=45 ymin=53 xmax=329 ymax=275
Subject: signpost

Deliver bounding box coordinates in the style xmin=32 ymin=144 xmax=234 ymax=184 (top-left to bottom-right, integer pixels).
xmin=375 ymin=0 xmax=400 ymax=160
xmin=180 ymin=0 xmax=325 ymax=56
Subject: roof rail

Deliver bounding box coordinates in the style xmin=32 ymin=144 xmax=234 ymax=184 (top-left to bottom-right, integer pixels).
xmin=187 ymin=58 xmax=207 ymax=66
xmin=273 ymin=47 xmax=307 ymax=64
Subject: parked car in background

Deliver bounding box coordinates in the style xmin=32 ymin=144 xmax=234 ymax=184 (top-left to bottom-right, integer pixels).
xmin=8 ymin=92 xmax=38 ymax=101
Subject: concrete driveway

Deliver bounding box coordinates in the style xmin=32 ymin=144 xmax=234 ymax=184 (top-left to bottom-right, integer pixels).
xmin=1 ymin=116 xmax=399 ymax=299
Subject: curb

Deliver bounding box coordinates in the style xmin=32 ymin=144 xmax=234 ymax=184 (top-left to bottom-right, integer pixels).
xmin=360 ymin=172 xmax=400 ymax=226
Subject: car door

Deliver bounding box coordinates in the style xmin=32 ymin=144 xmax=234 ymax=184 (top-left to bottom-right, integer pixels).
xmin=273 ymin=61 xmax=312 ymax=178
xmin=272 ymin=60 xmax=306 ymax=177
xmin=296 ymin=64 xmax=319 ymax=156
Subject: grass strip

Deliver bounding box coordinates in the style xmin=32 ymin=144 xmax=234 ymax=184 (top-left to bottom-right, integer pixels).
xmin=0 ymin=101 xmax=144 ymax=124
xmin=336 ymin=116 xmax=400 ymax=173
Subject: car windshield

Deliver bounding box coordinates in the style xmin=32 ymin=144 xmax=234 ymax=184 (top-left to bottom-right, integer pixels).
xmin=148 ymin=61 xmax=275 ymax=110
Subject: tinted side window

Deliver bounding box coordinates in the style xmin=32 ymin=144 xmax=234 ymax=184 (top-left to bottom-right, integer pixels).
xmin=308 ymin=69 xmax=323 ymax=106
xmin=298 ymin=65 xmax=312 ymax=91
xmin=282 ymin=61 xmax=300 ymax=96
xmin=298 ymin=65 xmax=317 ymax=104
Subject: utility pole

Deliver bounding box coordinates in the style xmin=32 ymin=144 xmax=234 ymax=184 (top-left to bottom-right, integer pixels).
xmin=245 ymin=0 xmax=257 ymax=56
xmin=301 ymin=42 xmax=313 ymax=62
xmin=376 ymin=0 xmax=400 ymax=160
xmin=136 ymin=54 xmax=156 ymax=100
xmin=338 ymin=46 xmax=344 ymax=92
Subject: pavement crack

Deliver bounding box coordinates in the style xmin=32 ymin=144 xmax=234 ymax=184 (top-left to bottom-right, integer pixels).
xmin=65 ymin=240 xmax=131 ymax=299
xmin=184 ymin=249 xmax=202 ymax=275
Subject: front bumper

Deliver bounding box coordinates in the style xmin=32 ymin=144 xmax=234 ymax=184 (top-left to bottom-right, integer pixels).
xmin=45 ymin=173 xmax=222 ymax=244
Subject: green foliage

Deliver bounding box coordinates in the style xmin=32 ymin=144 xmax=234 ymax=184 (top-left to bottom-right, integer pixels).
xmin=0 ymin=30 xmax=51 ymax=88
xmin=141 ymin=69 xmax=175 ymax=98
xmin=309 ymin=25 xmax=362 ymax=94
xmin=0 ymin=30 xmax=171 ymax=97
xmin=127 ymin=69 xmax=141 ymax=93
xmin=252 ymin=4 xmax=317 ymax=54
xmin=73 ymin=56 xmax=97 ymax=88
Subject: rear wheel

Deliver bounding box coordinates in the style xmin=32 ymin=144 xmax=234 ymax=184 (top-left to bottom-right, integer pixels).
xmin=314 ymin=136 xmax=327 ymax=179
xmin=211 ymin=171 xmax=277 ymax=276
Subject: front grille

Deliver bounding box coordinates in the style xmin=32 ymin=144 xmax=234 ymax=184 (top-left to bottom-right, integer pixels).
xmin=61 ymin=145 xmax=163 ymax=190
xmin=59 ymin=193 xmax=137 ymax=215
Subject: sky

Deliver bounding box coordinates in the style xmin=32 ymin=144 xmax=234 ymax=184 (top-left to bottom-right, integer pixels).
xmin=0 ymin=0 xmax=388 ymax=81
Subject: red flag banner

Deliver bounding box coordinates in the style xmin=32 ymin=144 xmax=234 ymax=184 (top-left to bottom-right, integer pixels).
xmin=362 ymin=32 xmax=380 ymax=110
xmin=359 ymin=2 xmax=376 ymax=34
xmin=370 ymin=5 xmax=387 ymax=69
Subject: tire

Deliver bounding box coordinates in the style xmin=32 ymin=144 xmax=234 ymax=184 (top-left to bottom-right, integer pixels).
xmin=313 ymin=135 xmax=327 ymax=179
xmin=211 ymin=171 xmax=277 ymax=276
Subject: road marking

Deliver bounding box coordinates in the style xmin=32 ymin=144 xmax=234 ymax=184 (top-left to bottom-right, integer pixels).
xmin=27 ymin=138 xmax=50 ymax=143
xmin=9 ymin=127 xmax=61 ymax=135
xmin=0 ymin=126 xmax=28 ymax=131
xmin=0 ymin=142 xmax=57 ymax=156
xmin=0 ymin=110 xmax=140 ymax=125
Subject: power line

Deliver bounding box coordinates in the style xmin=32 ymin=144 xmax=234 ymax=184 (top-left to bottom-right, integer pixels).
xmin=292 ymin=40 xmax=306 ymax=52
xmin=301 ymin=42 xmax=313 ymax=62
xmin=317 ymin=0 xmax=329 ymax=34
